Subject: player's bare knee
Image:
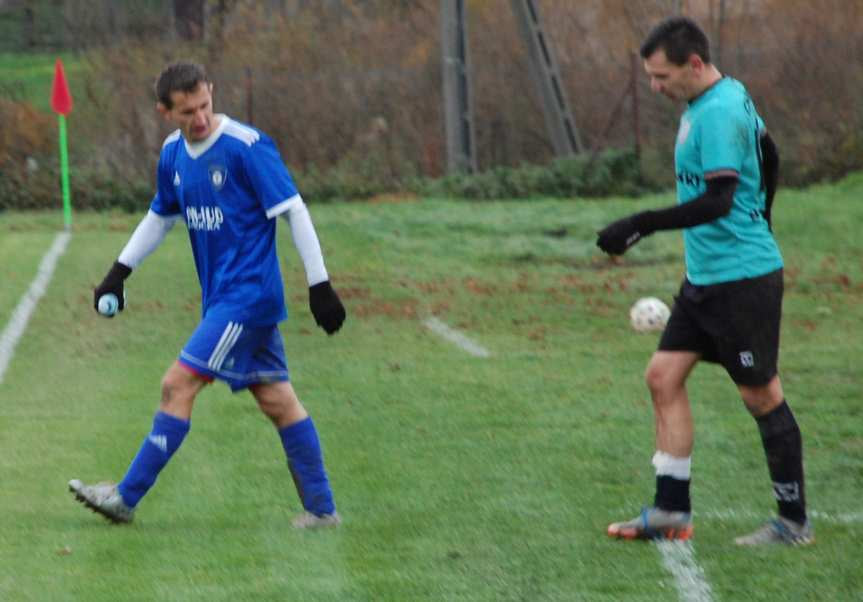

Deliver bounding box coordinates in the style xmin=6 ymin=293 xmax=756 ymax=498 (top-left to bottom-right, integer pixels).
xmin=251 ymin=382 xmax=307 ymax=428
xmin=739 ymin=377 xmax=784 ymax=417
xmin=645 ymin=362 xmax=672 ymax=398
xmin=249 ymin=383 xmax=283 ymax=417
xmin=256 ymin=397 xmax=286 ymax=424
xmin=741 ymin=391 xmax=781 ymax=417
xmin=159 ymin=366 xmax=202 ymax=411
xmin=160 ymin=377 xmax=179 ymax=404
xmin=161 ymin=373 xmax=184 ymax=401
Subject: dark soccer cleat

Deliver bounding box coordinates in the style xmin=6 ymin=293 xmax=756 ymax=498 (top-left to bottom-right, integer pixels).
xmin=734 ymin=516 xmax=814 ymax=546
xmin=607 ymin=507 xmax=693 ymax=540
xmin=69 ymin=479 xmax=134 ymax=524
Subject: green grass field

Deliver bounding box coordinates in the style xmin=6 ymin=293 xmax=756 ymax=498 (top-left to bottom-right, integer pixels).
xmin=1 ymin=178 xmax=862 ymax=601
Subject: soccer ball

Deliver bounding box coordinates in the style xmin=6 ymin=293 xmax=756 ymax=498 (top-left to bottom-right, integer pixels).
xmin=629 ymin=297 xmax=670 ymax=333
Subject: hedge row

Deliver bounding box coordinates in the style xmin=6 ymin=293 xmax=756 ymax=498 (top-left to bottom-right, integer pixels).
xmin=0 ymin=148 xmax=656 ymax=212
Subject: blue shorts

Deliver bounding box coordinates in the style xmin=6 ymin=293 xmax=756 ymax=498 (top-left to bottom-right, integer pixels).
xmin=178 ymin=315 xmax=290 ymax=392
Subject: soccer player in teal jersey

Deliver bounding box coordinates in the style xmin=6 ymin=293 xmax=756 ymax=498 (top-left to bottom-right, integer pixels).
xmin=69 ymin=62 xmax=345 ymax=529
xmin=597 ymin=17 xmax=811 ymax=545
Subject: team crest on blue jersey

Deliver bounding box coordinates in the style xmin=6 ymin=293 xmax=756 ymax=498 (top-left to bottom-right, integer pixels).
xmin=208 ymin=164 xmax=227 ymax=191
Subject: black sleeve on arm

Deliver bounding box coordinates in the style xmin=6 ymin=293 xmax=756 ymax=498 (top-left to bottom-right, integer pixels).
xmin=760 ymin=131 xmax=779 ymax=230
xmin=634 ymin=175 xmax=738 ymax=234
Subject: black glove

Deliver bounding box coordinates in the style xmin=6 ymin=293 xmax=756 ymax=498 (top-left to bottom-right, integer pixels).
xmin=596 ymin=213 xmax=648 ymax=255
xmin=93 ymin=261 xmax=132 ymax=313
xmin=309 ymin=281 xmax=346 ymax=335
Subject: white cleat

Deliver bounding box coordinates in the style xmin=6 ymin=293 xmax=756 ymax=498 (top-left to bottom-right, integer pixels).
xmin=68 ymin=479 xmax=134 ymax=524
xmin=291 ymin=511 xmax=341 ymax=529
xmin=607 ymin=506 xmax=693 ymax=540
xmin=734 ymin=516 xmax=814 ymax=546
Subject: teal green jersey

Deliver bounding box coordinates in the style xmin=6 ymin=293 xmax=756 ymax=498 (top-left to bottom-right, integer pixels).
xmin=674 ymin=77 xmax=782 ymax=285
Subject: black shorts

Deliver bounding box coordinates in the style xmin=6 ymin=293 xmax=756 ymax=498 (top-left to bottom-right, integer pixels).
xmin=658 ymin=268 xmax=783 ymax=386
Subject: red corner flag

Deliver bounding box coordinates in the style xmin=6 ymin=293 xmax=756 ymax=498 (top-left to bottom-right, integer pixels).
xmin=51 ymin=58 xmax=73 ymax=115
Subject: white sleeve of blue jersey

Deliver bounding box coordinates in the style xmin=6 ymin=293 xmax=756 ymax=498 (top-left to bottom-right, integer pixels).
xmin=278 ymin=196 xmax=329 ymax=286
xmin=118 ymin=210 xmax=179 ymax=268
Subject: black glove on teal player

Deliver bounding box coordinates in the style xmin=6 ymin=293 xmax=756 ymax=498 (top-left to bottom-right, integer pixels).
xmin=597 ymin=176 xmax=739 ymax=255
xmin=596 ymin=214 xmax=647 ymax=255
xmin=93 ymin=261 xmax=132 ymax=313
xmin=309 ymin=281 xmax=346 ymax=335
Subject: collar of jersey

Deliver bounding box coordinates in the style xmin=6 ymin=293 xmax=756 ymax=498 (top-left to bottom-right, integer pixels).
xmin=184 ymin=114 xmax=229 ymax=159
xmin=688 ymin=76 xmax=728 ymax=107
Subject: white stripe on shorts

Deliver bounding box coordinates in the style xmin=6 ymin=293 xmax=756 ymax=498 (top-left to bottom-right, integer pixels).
xmin=208 ymin=322 xmax=235 ymax=370
xmin=208 ymin=321 xmax=243 ymax=371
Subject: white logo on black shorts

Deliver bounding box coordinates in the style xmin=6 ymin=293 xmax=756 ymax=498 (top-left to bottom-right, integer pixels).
xmin=739 ymin=351 xmax=754 ymax=367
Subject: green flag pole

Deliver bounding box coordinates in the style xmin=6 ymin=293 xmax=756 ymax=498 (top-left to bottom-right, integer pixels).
xmin=58 ymin=114 xmax=72 ymax=230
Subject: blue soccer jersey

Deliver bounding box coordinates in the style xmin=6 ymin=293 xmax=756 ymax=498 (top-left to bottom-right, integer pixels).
xmin=674 ymin=77 xmax=783 ymax=285
xmin=150 ymin=115 xmax=298 ymax=326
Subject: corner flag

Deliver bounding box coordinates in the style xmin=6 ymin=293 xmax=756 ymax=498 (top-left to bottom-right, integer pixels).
xmin=51 ymin=58 xmax=73 ymax=229
xmin=51 ymin=59 xmax=73 ymax=115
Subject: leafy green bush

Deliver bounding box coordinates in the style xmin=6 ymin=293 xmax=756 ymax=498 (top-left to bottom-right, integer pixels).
xmin=298 ymin=150 xmax=420 ymax=202
xmin=0 ymin=164 xmax=151 ymax=213
xmin=408 ymin=148 xmax=652 ymax=200
xmin=0 ymin=147 xmax=655 ymax=210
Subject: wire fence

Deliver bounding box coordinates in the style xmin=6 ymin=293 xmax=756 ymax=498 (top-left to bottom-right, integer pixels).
xmin=1 ymin=0 xmax=861 ymax=203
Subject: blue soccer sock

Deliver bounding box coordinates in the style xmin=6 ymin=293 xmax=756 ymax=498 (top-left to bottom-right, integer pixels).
xmin=278 ymin=417 xmax=335 ymax=516
xmin=118 ymin=411 xmax=190 ymax=508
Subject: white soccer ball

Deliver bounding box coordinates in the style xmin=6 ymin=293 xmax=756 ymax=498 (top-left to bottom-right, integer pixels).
xmin=97 ymin=293 xmax=119 ymax=317
xmin=629 ymin=297 xmax=670 ymax=333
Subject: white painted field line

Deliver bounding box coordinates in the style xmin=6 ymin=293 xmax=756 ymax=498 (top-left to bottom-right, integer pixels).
xmin=649 ymin=506 xmax=863 ymax=602
xmin=614 ymin=503 xmax=863 ymax=526
xmin=699 ymin=508 xmax=863 ymax=525
xmin=655 ymin=540 xmax=714 ymax=602
xmin=0 ymin=231 xmax=70 ymax=384
xmin=422 ymin=316 xmax=490 ymax=358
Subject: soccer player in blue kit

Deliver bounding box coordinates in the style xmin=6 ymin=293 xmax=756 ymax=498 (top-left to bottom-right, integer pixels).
xmin=69 ymin=62 xmax=345 ymax=528
xmin=596 ymin=18 xmax=812 ymax=545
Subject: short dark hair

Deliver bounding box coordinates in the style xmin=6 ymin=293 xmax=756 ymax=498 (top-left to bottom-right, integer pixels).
xmin=640 ymin=17 xmax=711 ymax=65
xmin=155 ymin=62 xmax=209 ymax=108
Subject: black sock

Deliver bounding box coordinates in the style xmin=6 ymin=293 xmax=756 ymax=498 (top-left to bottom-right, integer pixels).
xmin=755 ymin=400 xmax=807 ymax=524
xmin=654 ymin=475 xmax=691 ymax=513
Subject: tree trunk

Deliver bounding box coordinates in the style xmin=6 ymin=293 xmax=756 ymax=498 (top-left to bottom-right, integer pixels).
xmin=713 ymin=0 xmax=726 ymax=69
xmin=174 ymin=0 xmax=206 ymax=41
xmin=23 ymin=5 xmax=35 ymax=48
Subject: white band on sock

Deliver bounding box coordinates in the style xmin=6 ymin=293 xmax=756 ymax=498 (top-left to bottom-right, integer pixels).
xmin=652 ymin=451 xmax=692 ymax=480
